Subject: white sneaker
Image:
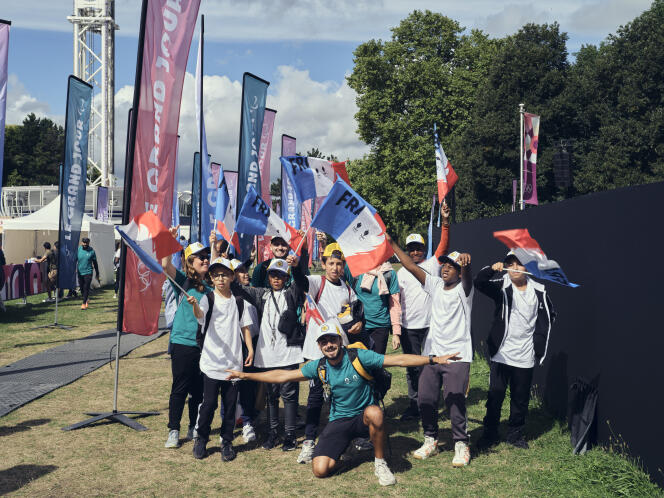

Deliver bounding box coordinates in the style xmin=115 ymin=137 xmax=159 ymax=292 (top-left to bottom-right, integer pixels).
xmin=374 ymin=460 xmax=396 ymax=486
xmin=413 ymin=436 xmax=439 ymax=460
xmin=164 ymin=429 xmax=180 ymax=448
xmin=297 ymin=439 xmax=315 ymax=463
xmin=242 ymin=424 xmax=256 ymax=443
xmin=452 ymin=441 xmax=470 ymax=467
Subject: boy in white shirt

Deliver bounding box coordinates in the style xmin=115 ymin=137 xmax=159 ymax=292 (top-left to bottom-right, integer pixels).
xmin=389 ymin=235 xmax=473 ymax=468
xmin=188 ymin=257 xmax=254 ymax=462
xmin=474 ymin=252 xmax=555 ymax=450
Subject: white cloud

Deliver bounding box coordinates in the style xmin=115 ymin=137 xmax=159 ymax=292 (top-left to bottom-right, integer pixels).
xmin=113 ymin=65 xmax=367 ymax=191
xmin=479 ymin=4 xmax=553 ymax=38
xmin=5 ymin=74 xmax=57 ymax=125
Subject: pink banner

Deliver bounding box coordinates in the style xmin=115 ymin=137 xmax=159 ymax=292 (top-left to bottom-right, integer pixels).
xmin=256 ymin=110 xmax=276 ymax=261
xmin=523 ymin=112 xmax=540 ymax=206
xmin=124 ymin=0 xmax=200 ymax=336
xmin=224 ymin=170 xmax=238 ymax=220
xmin=1 ymin=263 xmax=43 ymax=302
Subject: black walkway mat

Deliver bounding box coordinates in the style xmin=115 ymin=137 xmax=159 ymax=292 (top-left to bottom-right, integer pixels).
xmin=0 ymin=325 xmax=167 ymax=418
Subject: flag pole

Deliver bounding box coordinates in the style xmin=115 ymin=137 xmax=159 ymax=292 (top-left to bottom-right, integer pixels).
xmin=519 ymin=103 xmax=525 ymax=211
xmin=198 ymin=15 xmax=204 ymax=243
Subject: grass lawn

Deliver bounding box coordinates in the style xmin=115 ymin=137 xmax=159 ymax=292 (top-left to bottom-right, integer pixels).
xmin=0 ymin=300 xmax=660 ymax=496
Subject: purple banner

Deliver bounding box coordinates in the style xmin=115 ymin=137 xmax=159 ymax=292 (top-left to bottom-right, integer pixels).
xmin=97 ymin=186 xmax=109 ymax=222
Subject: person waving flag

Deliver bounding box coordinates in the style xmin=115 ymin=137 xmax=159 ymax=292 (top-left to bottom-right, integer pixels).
xmin=311 ymin=179 xmax=393 ymax=276
xmin=434 ymin=123 xmax=458 ymax=202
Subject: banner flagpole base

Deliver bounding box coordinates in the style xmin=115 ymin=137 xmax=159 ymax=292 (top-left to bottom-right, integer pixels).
xmin=61 ymin=410 xmax=159 ymax=432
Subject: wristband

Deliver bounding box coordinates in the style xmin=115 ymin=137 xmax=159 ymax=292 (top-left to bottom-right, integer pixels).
xmin=429 ymin=354 xmax=435 ymax=365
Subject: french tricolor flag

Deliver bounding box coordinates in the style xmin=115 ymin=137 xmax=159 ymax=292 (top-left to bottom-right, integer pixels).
xmin=305 ymin=293 xmax=325 ymax=326
xmin=311 ymin=179 xmax=393 ymax=276
xmin=434 ymin=123 xmax=458 ymax=202
xmin=494 ymin=228 xmax=579 ymax=287
xmin=116 ymin=211 xmax=183 ymax=274
xmin=215 ymin=176 xmax=240 ymax=254
xmin=280 ymin=156 xmax=335 ymax=203
xmin=235 ymin=185 xmax=303 ymax=254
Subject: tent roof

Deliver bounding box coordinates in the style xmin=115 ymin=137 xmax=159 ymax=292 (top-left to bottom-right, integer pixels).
xmin=1 ymin=195 xmax=113 ymax=231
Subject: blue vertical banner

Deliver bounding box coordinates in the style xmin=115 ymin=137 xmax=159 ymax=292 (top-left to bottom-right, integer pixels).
xmin=190 ymin=152 xmax=201 ymax=244
xmin=0 ymin=20 xmax=10 ymax=201
xmin=237 ymin=72 xmax=269 ymax=258
xmin=58 ymin=76 xmax=93 ymax=290
xmin=280 ymin=134 xmax=300 ymax=229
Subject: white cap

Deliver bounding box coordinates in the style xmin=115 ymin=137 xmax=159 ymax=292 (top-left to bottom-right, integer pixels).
xmin=439 ymin=251 xmax=462 ymax=268
xmin=405 ymin=234 xmax=425 ymax=246
xmin=229 ymin=259 xmax=244 ymax=271
xmin=314 ymin=320 xmax=343 ymax=342
xmin=208 ymin=257 xmax=233 ymax=272
xmin=266 ymin=258 xmax=290 ymax=275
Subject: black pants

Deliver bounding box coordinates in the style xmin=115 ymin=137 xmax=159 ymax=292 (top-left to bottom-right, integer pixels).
xmin=305 ymin=377 xmax=324 ymax=440
xmin=195 ymin=374 xmax=239 ymax=444
xmin=483 ymin=361 xmax=534 ymax=433
xmin=367 ymin=327 xmax=390 ymax=355
xmin=400 ymin=327 xmax=429 ymax=404
xmin=167 ymin=343 xmax=204 ymax=431
xmin=78 ymin=273 xmax=93 ymax=303
xmin=238 ymin=337 xmax=259 ymax=425
xmin=264 ymin=364 xmax=300 ymax=434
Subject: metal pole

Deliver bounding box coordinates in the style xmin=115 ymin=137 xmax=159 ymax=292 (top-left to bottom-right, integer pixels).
xmin=54 ymin=288 xmax=59 ymax=325
xmin=199 ymin=15 xmax=204 ymax=242
xmin=101 ymin=20 xmax=108 ymax=187
xmin=112 ymin=327 xmax=120 ymax=412
xmin=519 ymin=103 xmax=525 ymax=211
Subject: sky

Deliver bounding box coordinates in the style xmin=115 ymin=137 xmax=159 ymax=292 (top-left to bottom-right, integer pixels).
xmin=1 ymin=0 xmax=652 ymax=190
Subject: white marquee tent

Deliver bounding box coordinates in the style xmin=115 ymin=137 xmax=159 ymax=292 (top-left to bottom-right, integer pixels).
xmin=1 ymin=196 xmax=116 ymax=285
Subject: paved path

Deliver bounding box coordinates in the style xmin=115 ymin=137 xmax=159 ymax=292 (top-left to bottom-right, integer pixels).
xmin=0 ymin=323 xmax=166 ymax=417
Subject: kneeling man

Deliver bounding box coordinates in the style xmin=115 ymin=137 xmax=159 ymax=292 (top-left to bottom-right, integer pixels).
xmin=227 ymin=319 xmax=460 ymax=486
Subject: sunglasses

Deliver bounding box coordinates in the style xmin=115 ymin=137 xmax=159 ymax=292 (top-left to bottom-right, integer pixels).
xmin=317 ymin=336 xmax=339 ymax=346
xmin=210 ymin=273 xmax=232 ymax=280
xmin=192 ymin=253 xmax=210 ymax=261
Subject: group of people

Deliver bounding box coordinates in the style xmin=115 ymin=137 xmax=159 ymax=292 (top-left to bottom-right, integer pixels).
xmin=161 ymin=201 xmax=556 ymax=487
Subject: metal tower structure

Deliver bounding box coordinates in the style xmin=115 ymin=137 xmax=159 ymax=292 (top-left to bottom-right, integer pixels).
xmin=68 ymin=0 xmax=118 ymax=187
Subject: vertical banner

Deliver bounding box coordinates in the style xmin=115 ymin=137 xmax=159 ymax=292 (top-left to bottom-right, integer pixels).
xmin=256 ymin=108 xmax=276 ymax=261
xmin=280 ymin=134 xmax=300 ymax=230
xmin=523 ymin=113 xmax=540 ymax=206
xmin=96 ymin=186 xmax=109 ymax=222
xmin=57 ymin=76 xmax=93 ymax=290
xmin=190 ymin=152 xmax=201 ymax=243
xmin=123 ymin=0 xmax=200 ymax=336
xmin=0 ymin=20 xmax=9 ymax=201
xmin=199 ymin=154 xmax=216 ymax=242
xmin=224 ymin=170 xmax=238 ymax=219
xmin=236 ymin=72 xmax=269 ymax=258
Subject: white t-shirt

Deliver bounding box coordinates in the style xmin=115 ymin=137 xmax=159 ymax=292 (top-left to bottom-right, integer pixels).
xmin=492 ymin=282 xmax=538 ymax=368
xmin=302 ymin=276 xmax=354 ymax=360
xmin=254 ymin=289 xmax=304 ymax=368
xmin=197 ymin=292 xmax=253 ymax=380
xmin=245 ymin=301 xmax=260 ymax=339
xmin=398 ymin=256 xmax=441 ymax=329
xmin=422 ymin=274 xmax=473 ymax=363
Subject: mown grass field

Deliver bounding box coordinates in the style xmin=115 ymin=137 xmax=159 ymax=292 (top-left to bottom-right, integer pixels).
xmin=0 ymin=287 xmax=660 ymax=496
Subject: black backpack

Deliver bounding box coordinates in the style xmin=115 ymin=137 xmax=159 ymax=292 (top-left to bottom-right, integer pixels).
xmin=196 ymin=292 xmax=245 ymax=349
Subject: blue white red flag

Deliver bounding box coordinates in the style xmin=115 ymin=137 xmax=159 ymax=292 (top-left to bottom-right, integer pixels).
xmin=494 ymin=228 xmax=578 ymax=287
xmin=116 ymin=211 xmax=182 ymax=274
xmin=236 ymin=185 xmax=303 ymax=254
xmin=304 ymin=293 xmax=325 ymax=326
xmin=280 ymin=156 xmax=335 ymax=203
xmin=311 ymin=179 xmax=393 ymax=276
xmin=215 ymin=175 xmax=240 ymax=254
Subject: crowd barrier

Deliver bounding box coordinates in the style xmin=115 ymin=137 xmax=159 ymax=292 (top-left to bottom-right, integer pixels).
xmin=1 ymin=262 xmax=44 ymax=301
xmin=448 ymin=181 xmax=664 ymax=486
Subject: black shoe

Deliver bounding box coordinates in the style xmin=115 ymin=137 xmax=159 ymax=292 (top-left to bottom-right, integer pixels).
xmin=262 ymin=431 xmax=280 ymax=450
xmin=400 ymin=404 xmax=420 ymax=421
xmin=506 ymin=430 xmax=529 ymax=449
xmin=193 ymin=437 xmax=207 ymax=459
xmin=476 ymin=430 xmax=500 ymax=451
xmin=221 ymin=442 xmax=236 ymax=461
xmin=282 ymin=433 xmax=297 ymax=452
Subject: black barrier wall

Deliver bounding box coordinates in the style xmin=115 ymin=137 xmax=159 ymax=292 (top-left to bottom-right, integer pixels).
xmin=448 ymin=181 xmax=664 ymax=486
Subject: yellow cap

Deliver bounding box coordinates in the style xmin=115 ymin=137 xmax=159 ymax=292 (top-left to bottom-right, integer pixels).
xmin=184 ymin=242 xmax=209 ymax=261
xmin=322 ymin=242 xmax=344 ymax=259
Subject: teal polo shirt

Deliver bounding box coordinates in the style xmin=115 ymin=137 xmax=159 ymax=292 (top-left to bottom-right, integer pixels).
xmin=76 ymin=246 xmax=97 ymax=276
xmin=344 ymin=265 xmax=400 ymax=329
xmin=169 ymin=270 xmax=213 ymax=348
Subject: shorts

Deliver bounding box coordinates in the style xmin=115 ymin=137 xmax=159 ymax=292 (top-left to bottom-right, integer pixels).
xmin=47 ymin=270 xmax=58 ymax=290
xmin=312 ymin=411 xmax=371 ymax=461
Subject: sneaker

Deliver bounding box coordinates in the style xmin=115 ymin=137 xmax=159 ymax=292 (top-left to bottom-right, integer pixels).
xmin=413 ymin=436 xmax=438 ymax=459
xmin=374 ymin=460 xmax=396 ymax=486
xmin=81 ymin=303 xmax=86 ymax=310
xmin=185 ymin=426 xmax=197 ymax=441
xmin=282 ymin=433 xmax=297 ymax=452
xmin=354 ymin=437 xmax=373 ymax=451
xmin=297 ymin=439 xmax=315 ymax=463
xmin=242 ymin=424 xmax=257 ymax=443
xmin=452 ymin=441 xmax=471 ymax=467
xmin=476 ymin=430 xmax=500 ymax=451
xmin=221 ymin=442 xmax=236 ymax=462
xmin=400 ymin=403 xmax=420 ymax=421
xmin=262 ymin=431 xmax=279 ymax=450
xmin=164 ymin=429 xmax=180 ymax=448
xmin=193 ymin=437 xmax=207 ymax=459
xmin=113 ymin=294 xmax=117 ymax=299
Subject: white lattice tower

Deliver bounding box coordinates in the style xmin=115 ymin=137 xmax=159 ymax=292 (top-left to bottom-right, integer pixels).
xmin=68 ymin=0 xmax=118 ymax=187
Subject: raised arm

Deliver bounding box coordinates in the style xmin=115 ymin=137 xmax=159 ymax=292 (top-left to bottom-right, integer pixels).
xmin=161 ymin=226 xmax=179 ymax=280
xmin=433 ymin=200 xmax=451 ymax=261
xmin=474 ymin=263 xmax=504 ymax=302
xmin=457 ymin=253 xmax=473 ymax=297
xmin=387 ymin=234 xmax=427 ymax=286
xmin=230 ymin=280 xmax=265 ymax=308
xmin=382 ymin=352 xmax=462 ymax=367
xmin=226 ymin=367 xmax=307 ymax=383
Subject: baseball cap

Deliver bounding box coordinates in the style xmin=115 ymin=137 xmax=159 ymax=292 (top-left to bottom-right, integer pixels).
xmin=266 ymin=258 xmax=290 ymax=275
xmin=184 ymin=242 xmax=209 ymax=261
xmin=314 ymin=319 xmax=344 ymax=342
xmin=208 ymin=257 xmax=233 ymax=273
xmin=322 ymin=242 xmax=344 ymax=259
xmin=439 ymin=250 xmax=462 ymax=269
xmin=503 ymin=250 xmax=522 ymax=265
xmin=405 ymin=234 xmax=425 ymax=246
xmin=229 ymin=259 xmax=245 ymax=271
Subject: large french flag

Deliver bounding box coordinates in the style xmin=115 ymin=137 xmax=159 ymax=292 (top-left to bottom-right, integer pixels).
xmin=305 ymin=293 xmax=325 ymax=326
xmin=236 ymin=185 xmax=303 ymax=253
xmin=280 ymin=156 xmax=335 ymax=203
xmin=434 ymin=123 xmax=458 ymax=202
xmin=494 ymin=228 xmax=578 ymax=287
xmin=116 ymin=211 xmax=183 ymax=274
xmin=215 ymin=175 xmax=240 ymax=253
xmin=311 ymin=179 xmax=393 ymax=276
